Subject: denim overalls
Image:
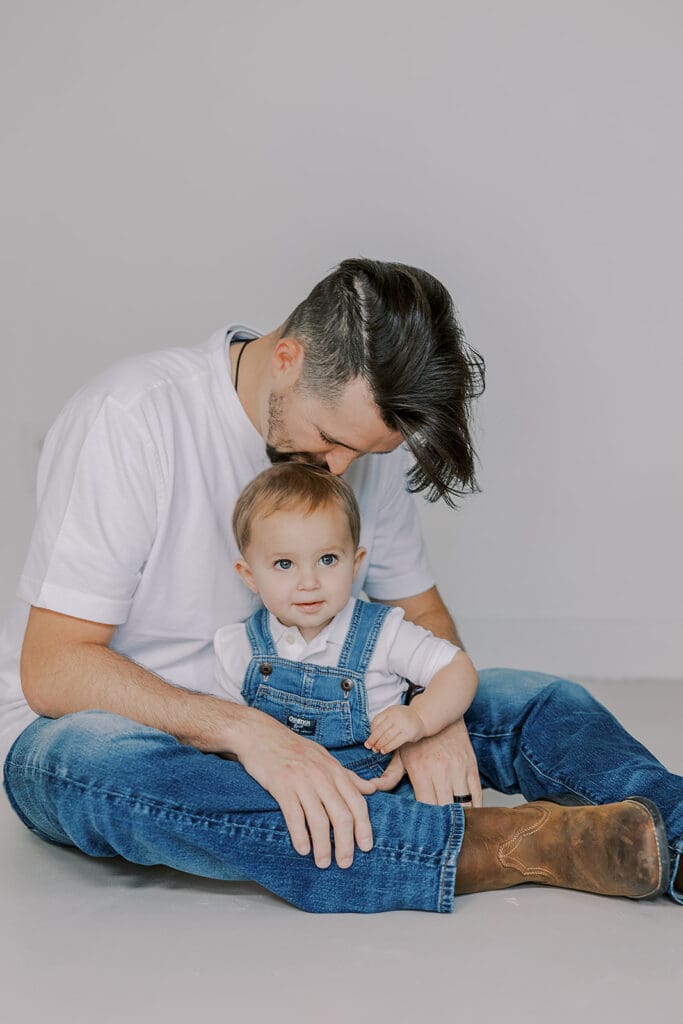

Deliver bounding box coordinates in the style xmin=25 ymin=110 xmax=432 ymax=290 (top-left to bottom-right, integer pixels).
xmin=241 ymin=598 xmax=395 ymax=776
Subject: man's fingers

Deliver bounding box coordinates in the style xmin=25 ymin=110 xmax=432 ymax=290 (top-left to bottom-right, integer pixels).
xmin=301 ymin=768 xmax=375 ymax=869
xmin=392 ymin=719 xmax=484 ymax=809
xmin=468 ymin=770 xmax=484 ymax=808
xmin=334 ymin=774 xmax=374 ymax=856
xmin=237 ymin=719 xmax=378 ymax=867
xmin=446 ymin=752 xmax=481 ymax=806
xmin=372 ymin=752 xmax=405 ymax=791
xmin=410 ymin=770 xmax=439 ymax=805
xmin=298 ymin=789 xmax=334 ymax=869
xmin=350 ymin=772 xmax=378 ymax=795
xmin=323 ymin=795 xmax=356 ymax=869
xmin=459 ymin=740 xmax=482 ymax=807
xmin=447 ymin=764 xmax=472 ymax=805
xmin=433 ymin=772 xmax=455 ymax=806
xmin=278 ymin=796 xmax=311 ymax=856
xmin=277 ymin=765 xmax=375 ymax=868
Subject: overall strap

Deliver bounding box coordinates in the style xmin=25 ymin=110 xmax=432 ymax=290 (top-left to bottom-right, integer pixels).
xmin=337 ymin=599 xmax=392 ymax=677
xmin=245 ymin=607 xmax=278 ymax=659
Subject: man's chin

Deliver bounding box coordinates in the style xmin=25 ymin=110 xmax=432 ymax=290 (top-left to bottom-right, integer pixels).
xmin=265 ymin=443 xmax=295 ymax=464
xmin=266 ymin=444 xmax=328 ymax=469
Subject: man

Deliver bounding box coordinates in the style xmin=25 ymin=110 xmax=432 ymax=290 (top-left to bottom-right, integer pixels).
xmin=1 ymin=259 xmax=681 ymax=911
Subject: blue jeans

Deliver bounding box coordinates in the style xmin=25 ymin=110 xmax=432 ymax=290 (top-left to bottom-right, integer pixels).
xmin=3 ymin=669 xmax=682 ymax=912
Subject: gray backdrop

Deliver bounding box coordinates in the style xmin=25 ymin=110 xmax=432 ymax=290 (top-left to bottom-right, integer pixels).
xmin=2 ymin=1 xmax=681 ymax=678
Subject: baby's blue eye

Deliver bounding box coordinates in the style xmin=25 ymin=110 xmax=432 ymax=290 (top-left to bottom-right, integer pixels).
xmin=274 ymin=559 xmax=293 ymax=570
xmin=319 ymin=553 xmax=338 ymax=567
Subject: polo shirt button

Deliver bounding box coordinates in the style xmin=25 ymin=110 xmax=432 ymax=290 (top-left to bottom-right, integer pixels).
xmin=259 ymin=663 xmax=273 ymax=677
xmin=285 ymin=634 xmax=296 ymax=645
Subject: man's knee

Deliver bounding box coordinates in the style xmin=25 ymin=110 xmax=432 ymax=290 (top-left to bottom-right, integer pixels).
xmin=469 ymin=670 xmax=597 ymax=735
xmin=518 ymin=678 xmax=606 ymax=746
xmin=536 ymin=678 xmax=597 ymax=712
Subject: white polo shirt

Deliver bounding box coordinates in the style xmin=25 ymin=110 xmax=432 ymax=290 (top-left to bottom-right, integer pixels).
xmin=213 ymin=597 xmax=459 ymax=721
xmin=0 ymin=325 xmax=436 ymax=764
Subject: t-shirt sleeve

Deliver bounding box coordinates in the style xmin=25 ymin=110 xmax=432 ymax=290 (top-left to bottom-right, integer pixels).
xmin=213 ymin=623 xmax=250 ymax=704
xmin=363 ymin=446 xmax=436 ymax=600
xmin=381 ymin=606 xmax=460 ymax=689
xmin=17 ymin=393 xmax=162 ymax=624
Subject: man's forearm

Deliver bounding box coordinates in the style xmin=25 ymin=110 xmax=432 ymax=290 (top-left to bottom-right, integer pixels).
xmin=23 ymin=639 xmax=251 ymax=754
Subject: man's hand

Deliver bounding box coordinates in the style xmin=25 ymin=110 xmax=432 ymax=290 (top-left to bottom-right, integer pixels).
xmin=373 ymin=717 xmax=483 ymax=807
xmin=232 ymin=707 xmax=377 ymax=869
xmin=365 ymin=705 xmax=426 ymax=753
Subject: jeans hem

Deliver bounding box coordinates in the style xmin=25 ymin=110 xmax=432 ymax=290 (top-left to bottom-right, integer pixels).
xmin=438 ymin=804 xmax=465 ymax=913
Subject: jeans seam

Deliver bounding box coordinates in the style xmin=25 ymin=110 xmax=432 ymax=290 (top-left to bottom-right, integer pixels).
xmin=338 ymin=602 xmax=361 ymax=667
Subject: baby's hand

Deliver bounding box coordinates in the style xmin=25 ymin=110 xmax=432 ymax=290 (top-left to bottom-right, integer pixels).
xmin=365 ymin=705 xmax=426 ymax=754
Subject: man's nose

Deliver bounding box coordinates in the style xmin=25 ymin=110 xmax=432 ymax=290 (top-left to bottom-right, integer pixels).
xmin=325 ymin=448 xmax=357 ymax=475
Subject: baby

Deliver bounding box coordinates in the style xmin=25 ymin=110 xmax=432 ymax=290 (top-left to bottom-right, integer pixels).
xmin=213 ymin=462 xmax=478 ymax=760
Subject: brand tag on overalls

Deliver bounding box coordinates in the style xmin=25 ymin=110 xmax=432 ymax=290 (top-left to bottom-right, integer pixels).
xmin=287 ymin=713 xmax=316 ymax=736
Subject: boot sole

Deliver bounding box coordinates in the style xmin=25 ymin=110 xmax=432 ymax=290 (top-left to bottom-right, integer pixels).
xmin=623 ymin=796 xmax=671 ymax=899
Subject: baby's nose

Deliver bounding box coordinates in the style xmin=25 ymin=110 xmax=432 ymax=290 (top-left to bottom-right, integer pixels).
xmin=297 ymin=569 xmax=321 ymax=590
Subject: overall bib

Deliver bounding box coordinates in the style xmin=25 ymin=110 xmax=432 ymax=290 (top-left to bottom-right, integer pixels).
xmin=241 ymin=598 xmax=396 ymax=777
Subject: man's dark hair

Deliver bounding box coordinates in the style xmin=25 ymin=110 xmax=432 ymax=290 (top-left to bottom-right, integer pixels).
xmin=280 ymin=258 xmax=486 ymax=507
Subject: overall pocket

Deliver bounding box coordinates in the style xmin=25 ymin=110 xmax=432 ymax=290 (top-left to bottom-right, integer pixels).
xmin=252 ymin=684 xmax=355 ymax=748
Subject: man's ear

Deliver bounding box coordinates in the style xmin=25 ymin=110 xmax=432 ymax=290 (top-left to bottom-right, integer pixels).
xmin=271 ymin=336 xmax=305 ymax=383
xmin=353 ymin=547 xmax=367 ymax=579
xmin=234 ymin=559 xmax=259 ymax=594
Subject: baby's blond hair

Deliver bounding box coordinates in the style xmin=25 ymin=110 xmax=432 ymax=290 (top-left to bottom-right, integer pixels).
xmin=233 ymin=463 xmax=361 ymax=554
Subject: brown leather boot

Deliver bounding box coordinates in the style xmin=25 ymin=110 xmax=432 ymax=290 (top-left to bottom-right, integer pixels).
xmin=455 ymin=797 xmax=669 ymax=899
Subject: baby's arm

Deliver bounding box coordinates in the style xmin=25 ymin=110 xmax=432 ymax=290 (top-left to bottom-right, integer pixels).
xmin=365 ymin=650 xmax=478 ymax=754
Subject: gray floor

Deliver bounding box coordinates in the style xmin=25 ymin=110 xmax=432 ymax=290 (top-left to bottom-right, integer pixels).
xmin=2 ymin=679 xmax=681 ymax=1024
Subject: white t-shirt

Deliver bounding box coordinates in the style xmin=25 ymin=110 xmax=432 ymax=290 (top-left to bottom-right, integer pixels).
xmin=213 ymin=597 xmax=458 ymax=721
xmin=0 ymin=325 xmax=436 ymax=764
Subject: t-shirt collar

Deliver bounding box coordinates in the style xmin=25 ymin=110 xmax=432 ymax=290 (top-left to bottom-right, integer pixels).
xmin=211 ymin=324 xmax=270 ymax=470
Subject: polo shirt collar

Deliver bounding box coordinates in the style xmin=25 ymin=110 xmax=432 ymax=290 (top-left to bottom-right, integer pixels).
xmin=267 ymin=596 xmax=358 ymax=658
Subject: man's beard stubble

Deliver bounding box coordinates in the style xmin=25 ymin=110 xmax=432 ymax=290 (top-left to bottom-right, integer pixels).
xmin=265 ymin=392 xmax=328 ymax=469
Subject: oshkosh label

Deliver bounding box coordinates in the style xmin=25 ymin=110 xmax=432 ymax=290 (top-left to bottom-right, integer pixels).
xmin=287 ymin=714 xmax=316 ymax=736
